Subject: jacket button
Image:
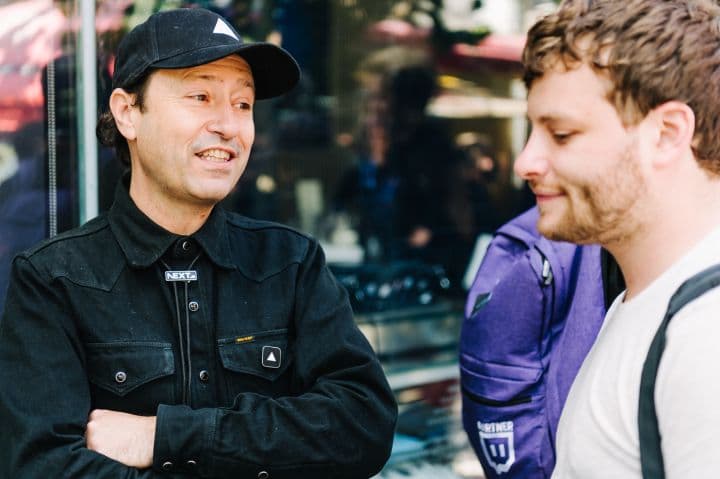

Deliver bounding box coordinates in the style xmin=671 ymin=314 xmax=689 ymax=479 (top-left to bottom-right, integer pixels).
xmin=186 ymin=459 xmax=198 ymax=467
xmin=162 ymin=461 xmax=173 ymax=470
xmin=199 ymin=370 xmax=209 ymax=382
xmin=258 ymin=471 xmax=269 ymax=479
xmin=181 ymin=240 xmax=191 ymax=251
xmin=114 ymin=371 xmax=127 ymax=384
xmin=188 ymin=301 xmax=199 ymax=312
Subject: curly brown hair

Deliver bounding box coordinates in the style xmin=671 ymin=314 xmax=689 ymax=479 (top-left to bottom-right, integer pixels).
xmin=523 ymin=0 xmax=720 ymax=174
xmin=95 ymin=74 xmax=152 ymax=167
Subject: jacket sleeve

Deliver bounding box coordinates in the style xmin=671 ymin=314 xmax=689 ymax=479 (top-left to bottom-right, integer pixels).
xmin=152 ymin=239 xmax=398 ymax=478
xmin=0 ymin=256 xmax=163 ymax=478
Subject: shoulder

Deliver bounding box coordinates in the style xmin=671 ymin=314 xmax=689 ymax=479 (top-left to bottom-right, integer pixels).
xmin=225 ymin=213 xmax=314 ymax=252
xmin=222 ymin=212 xmax=319 ymax=281
xmin=666 ymin=285 xmax=720 ymax=338
xmin=20 ymin=214 xmax=111 ymax=261
xmin=656 ymin=285 xmax=720 ymax=406
xmin=656 ymin=286 xmax=720 ymax=475
xmin=14 ymin=214 xmax=123 ymax=289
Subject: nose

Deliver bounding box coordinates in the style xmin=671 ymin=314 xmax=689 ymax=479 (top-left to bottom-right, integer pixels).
xmin=514 ymin=130 xmax=549 ymax=181
xmin=207 ymin=102 xmax=252 ymax=141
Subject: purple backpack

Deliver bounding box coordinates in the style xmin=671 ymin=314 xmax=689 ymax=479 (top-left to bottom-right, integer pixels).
xmin=460 ymin=207 xmax=607 ymax=478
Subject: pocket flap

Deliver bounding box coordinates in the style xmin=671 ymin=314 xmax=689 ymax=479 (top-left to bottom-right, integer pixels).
xmin=217 ymin=329 xmax=291 ymax=381
xmin=460 ymin=358 xmax=542 ymax=403
xmin=86 ymin=342 xmax=175 ymax=396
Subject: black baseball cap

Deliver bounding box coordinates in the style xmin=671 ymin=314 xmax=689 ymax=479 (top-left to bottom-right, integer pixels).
xmin=112 ymin=8 xmax=300 ymax=99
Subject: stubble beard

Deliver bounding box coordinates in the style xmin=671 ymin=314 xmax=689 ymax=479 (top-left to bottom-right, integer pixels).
xmin=538 ymin=145 xmax=645 ymax=246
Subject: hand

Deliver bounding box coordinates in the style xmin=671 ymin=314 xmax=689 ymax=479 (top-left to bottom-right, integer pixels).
xmin=86 ymin=409 xmax=156 ymax=469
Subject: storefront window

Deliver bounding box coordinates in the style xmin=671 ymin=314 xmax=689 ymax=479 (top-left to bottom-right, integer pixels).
xmin=0 ymin=0 xmax=84 ymax=307
xmin=1 ymin=0 xmax=531 ymax=307
xmin=1 ymin=1 xmax=535 ymax=475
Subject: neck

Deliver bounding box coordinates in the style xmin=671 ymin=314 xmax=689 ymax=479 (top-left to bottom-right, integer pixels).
xmin=606 ymin=175 xmax=720 ymax=300
xmin=128 ymin=184 xmax=214 ymax=236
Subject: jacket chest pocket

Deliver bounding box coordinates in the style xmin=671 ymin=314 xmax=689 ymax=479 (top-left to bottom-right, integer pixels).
xmin=86 ymin=342 xmax=176 ymax=415
xmin=217 ymin=329 xmax=294 ymax=402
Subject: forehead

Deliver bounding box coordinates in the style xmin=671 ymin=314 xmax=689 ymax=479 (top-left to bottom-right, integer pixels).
xmin=152 ymin=55 xmax=255 ymax=90
xmin=527 ymin=63 xmax=615 ymax=122
xmin=187 ymin=55 xmax=254 ymax=81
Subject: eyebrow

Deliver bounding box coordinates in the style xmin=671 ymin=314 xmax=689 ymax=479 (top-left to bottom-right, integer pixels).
xmin=531 ymin=113 xmax=582 ymax=125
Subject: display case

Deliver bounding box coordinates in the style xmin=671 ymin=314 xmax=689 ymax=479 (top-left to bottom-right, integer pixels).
xmin=353 ymin=301 xmax=485 ymax=479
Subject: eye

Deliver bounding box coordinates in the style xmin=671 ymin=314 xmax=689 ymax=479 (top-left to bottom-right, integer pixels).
xmin=552 ymin=131 xmax=575 ymax=144
xmin=189 ymin=94 xmax=209 ymax=102
xmin=234 ymin=101 xmax=253 ymax=111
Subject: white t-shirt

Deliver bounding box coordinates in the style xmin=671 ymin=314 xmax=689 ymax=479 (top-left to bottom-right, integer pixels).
xmin=553 ymin=226 xmax=720 ymax=479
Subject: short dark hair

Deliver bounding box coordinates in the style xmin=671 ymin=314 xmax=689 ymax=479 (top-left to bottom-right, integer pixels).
xmin=523 ymin=0 xmax=720 ymax=174
xmin=96 ymin=74 xmax=151 ymax=167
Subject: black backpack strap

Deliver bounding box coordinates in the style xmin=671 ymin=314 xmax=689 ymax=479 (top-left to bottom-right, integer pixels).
xmin=639 ymin=263 xmax=720 ymax=479
xmin=601 ymin=248 xmax=625 ymax=310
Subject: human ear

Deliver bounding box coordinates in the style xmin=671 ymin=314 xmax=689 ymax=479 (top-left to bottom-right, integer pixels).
xmin=653 ymin=101 xmax=695 ymax=155
xmin=109 ymin=88 xmax=138 ymax=141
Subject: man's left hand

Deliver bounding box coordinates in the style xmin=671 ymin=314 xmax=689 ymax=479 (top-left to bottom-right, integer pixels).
xmin=86 ymin=409 xmax=156 ymax=468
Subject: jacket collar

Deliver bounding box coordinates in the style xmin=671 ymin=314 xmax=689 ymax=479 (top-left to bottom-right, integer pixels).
xmin=108 ymin=174 xmax=235 ymax=270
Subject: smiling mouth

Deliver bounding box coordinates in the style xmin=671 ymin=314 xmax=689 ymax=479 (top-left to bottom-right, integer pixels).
xmin=198 ymin=148 xmax=233 ymax=163
xmin=529 ymin=182 xmax=564 ymax=198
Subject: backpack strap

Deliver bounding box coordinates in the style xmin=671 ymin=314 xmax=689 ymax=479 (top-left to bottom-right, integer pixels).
xmin=639 ymin=263 xmax=720 ymax=479
xmin=601 ymin=248 xmax=625 ymax=310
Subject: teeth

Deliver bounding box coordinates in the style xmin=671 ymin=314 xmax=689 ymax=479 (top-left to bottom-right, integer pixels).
xmin=199 ymin=149 xmax=231 ymax=162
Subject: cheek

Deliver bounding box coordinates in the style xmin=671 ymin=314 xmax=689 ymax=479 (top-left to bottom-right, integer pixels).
xmin=575 ymin=144 xmax=637 ymax=201
xmin=562 ymin=141 xmax=625 ymax=181
xmin=244 ymin=121 xmax=255 ymax=145
xmin=138 ymin=112 xmax=171 ymax=144
xmin=236 ymin=158 xmax=250 ymax=179
xmin=138 ymin=127 xmax=170 ymax=160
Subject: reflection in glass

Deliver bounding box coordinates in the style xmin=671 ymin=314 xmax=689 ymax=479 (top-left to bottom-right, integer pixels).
xmin=0 ymin=0 xmax=80 ymax=308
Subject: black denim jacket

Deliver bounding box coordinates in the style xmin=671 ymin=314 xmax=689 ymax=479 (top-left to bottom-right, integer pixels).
xmin=0 ymin=180 xmax=397 ymax=478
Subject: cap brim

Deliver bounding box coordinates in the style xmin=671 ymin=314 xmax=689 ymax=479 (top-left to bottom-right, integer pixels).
xmin=153 ymin=42 xmax=300 ymax=100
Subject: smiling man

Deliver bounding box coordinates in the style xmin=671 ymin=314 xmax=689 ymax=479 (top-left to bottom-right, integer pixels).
xmin=0 ymin=8 xmax=396 ymax=478
xmin=515 ymin=0 xmax=720 ymax=477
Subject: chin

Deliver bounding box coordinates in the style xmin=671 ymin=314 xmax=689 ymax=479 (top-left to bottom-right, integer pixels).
xmin=536 ymin=208 xmax=561 ymax=237
xmin=202 ymin=191 xmax=233 ymax=204
xmin=191 ymin=181 xmax=237 ymax=203
xmin=537 ymin=210 xmax=578 ymax=243
xmin=538 ymin=215 xmax=600 ymax=244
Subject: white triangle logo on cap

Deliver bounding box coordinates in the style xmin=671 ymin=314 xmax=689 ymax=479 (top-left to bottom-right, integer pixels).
xmin=213 ymin=18 xmax=239 ymax=41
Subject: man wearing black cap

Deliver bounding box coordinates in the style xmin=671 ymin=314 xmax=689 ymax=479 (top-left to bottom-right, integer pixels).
xmin=0 ymin=8 xmax=396 ymax=478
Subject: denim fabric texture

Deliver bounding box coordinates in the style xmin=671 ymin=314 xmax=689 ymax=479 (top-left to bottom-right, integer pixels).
xmin=0 ymin=177 xmax=397 ymax=478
